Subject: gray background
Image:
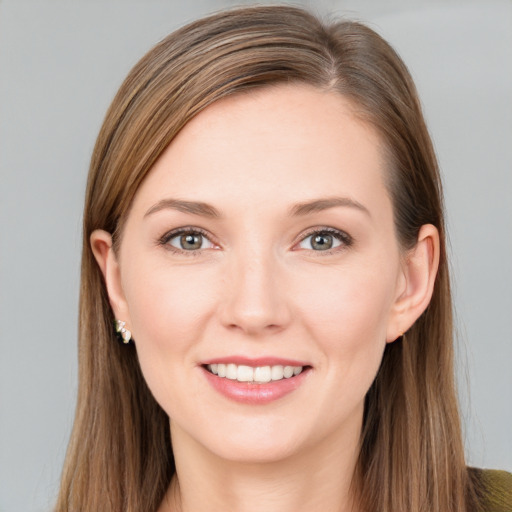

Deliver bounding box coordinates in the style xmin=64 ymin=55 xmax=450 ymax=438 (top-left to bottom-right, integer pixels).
xmin=0 ymin=1 xmax=511 ymax=510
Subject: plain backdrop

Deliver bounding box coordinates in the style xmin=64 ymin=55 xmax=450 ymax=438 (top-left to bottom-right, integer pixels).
xmin=0 ymin=1 xmax=511 ymax=510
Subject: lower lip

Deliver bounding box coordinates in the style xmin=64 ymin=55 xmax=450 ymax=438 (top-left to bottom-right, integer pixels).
xmin=201 ymin=366 xmax=310 ymax=404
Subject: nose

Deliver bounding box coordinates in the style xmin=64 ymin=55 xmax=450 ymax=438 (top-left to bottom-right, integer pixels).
xmin=218 ymin=247 xmax=292 ymax=336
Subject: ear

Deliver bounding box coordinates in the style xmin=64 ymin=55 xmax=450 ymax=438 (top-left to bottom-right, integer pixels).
xmin=90 ymin=229 xmax=131 ymax=323
xmin=386 ymin=224 xmax=440 ymax=343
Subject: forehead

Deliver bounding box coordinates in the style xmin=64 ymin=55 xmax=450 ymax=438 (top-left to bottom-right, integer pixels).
xmin=132 ymin=84 xmax=391 ymax=218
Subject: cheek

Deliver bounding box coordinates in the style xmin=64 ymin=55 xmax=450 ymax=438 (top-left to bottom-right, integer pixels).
xmin=124 ymin=261 xmax=218 ymax=345
xmin=294 ymin=258 xmax=397 ymax=387
xmin=292 ymin=260 xmax=397 ymax=349
xmin=120 ymin=262 xmax=223 ymax=420
xmin=289 ymin=261 xmax=396 ymax=425
xmin=120 ymin=262 xmax=220 ymax=403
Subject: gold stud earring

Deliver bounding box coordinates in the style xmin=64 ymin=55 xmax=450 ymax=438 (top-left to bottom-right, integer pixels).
xmin=114 ymin=319 xmax=132 ymax=344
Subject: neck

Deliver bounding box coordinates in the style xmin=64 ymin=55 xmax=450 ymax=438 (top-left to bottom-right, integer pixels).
xmin=159 ymin=421 xmax=362 ymax=512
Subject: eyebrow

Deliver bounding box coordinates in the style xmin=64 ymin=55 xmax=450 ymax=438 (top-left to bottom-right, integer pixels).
xmin=144 ymin=196 xmax=370 ymax=219
xmin=289 ymin=197 xmax=371 ymax=217
xmin=144 ymin=199 xmax=221 ymax=219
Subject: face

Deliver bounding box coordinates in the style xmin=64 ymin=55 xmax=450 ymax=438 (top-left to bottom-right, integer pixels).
xmin=104 ymin=85 xmax=411 ymax=463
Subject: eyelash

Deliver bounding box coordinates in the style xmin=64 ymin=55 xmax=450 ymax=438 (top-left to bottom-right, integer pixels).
xmin=158 ymin=226 xmax=353 ymax=256
xmin=158 ymin=226 xmax=214 ymax=257
xmin=297 ymin=227 xmax=353 ymax=255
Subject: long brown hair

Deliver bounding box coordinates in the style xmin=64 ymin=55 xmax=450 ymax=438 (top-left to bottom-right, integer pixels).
xmin=56 ymin=6 xmax=482 ymax=511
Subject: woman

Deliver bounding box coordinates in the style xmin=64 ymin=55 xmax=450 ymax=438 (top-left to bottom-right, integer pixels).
xmin=55 ymin=5 xmax=511 ymax=512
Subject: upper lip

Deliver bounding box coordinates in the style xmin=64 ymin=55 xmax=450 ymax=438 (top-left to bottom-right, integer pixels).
xmin=200 ymin=356 xmax=310 ymax=367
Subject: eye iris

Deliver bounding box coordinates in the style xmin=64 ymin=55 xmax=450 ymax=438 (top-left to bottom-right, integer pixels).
xmin=311 ymin=233 xmax=333 ymax=250
xmin=180 ymin=233 xmax=202 ymax=250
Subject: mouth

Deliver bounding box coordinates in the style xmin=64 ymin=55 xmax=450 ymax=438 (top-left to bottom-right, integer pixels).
xmin=200 ymin=359 xmax=312 ymax=404
xmin=204 ymin=363 xmax=306 ymax=383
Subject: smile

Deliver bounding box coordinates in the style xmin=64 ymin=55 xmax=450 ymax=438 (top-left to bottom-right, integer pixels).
xmin=201 ymin=358 xmax=311 ymax=404
xmin=206 ymin=363 xmax=303 ymax=383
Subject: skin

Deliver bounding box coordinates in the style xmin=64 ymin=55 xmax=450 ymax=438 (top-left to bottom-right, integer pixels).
xmin=92 ymin=84 xmax=439 ymax=512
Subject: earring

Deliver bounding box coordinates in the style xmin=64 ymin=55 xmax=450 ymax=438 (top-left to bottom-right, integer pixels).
xmin=114 ymin=319 xmax=132 ymax=344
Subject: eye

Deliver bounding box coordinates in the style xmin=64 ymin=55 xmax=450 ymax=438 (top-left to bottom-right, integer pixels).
xmin=296 ymin=229 xmax=351 ymax=252
xmin=161 ymin=228 xmax=216 ymax=252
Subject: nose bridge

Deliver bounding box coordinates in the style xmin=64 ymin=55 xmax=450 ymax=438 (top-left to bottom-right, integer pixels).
xmin=220 ymin=239 xmax=290 ymax=335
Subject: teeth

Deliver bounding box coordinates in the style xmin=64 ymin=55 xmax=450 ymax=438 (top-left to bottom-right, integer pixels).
xmin=206 ymin=363 xmax=304 ymax=383
xmin=254 ymin=366 xmax=271 ymax=383
xmin=271 ymin=365 xmax=284 ymax=380
xmin=237 ymin=365 xmax=254 ymax=382
xmin=283 ymin=366 xmax=294 ymax=378
xmin=226 ymin=364 xmax=237 ymax=380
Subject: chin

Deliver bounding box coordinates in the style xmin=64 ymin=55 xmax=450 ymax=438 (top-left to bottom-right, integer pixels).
xmin=176 ymin=414 xmax=311 ymax=465
xmin=210 ymin=436 xmax=302 ymax=464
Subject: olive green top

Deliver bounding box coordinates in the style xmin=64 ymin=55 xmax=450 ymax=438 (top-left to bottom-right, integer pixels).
xmin=481 ymin=469 xmax=512 ymax=511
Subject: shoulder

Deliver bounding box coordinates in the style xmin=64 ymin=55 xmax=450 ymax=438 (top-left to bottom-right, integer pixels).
xmin=476 ymin=468 xmax=512 ymax=512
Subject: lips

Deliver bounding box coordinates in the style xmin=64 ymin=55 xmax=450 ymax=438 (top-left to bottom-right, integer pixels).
xmin=200 ymin=357 xmax=311 ymax=404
